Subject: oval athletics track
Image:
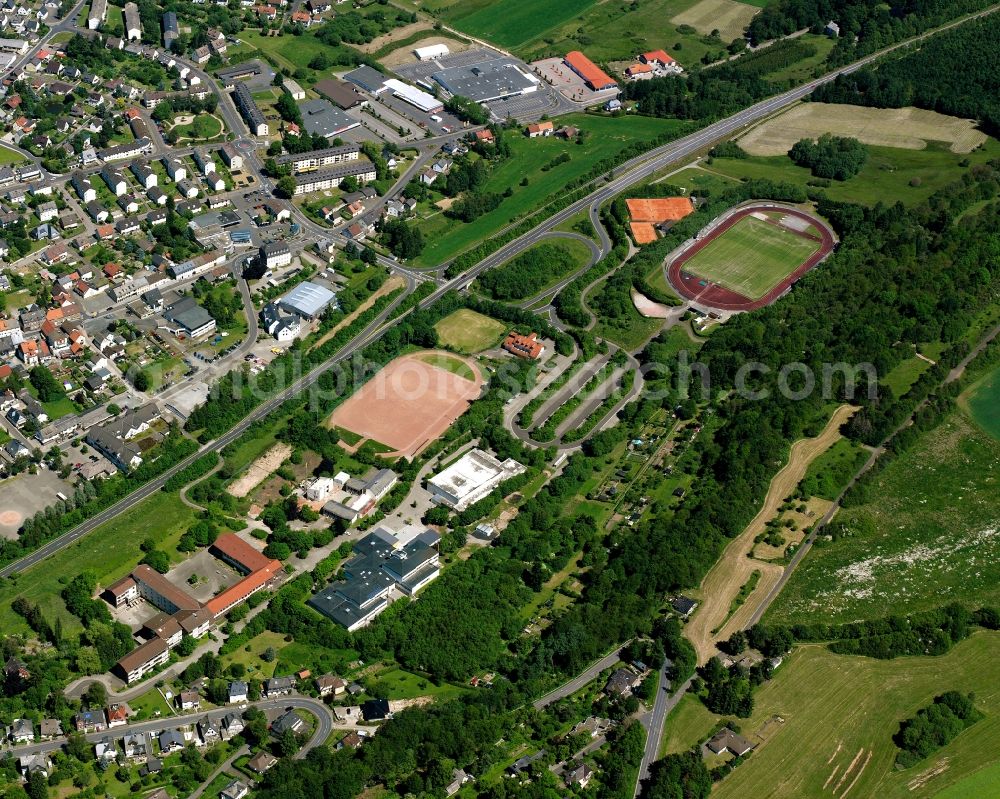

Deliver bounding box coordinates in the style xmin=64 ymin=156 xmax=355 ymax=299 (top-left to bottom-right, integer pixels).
xmin=665 ymin=204 xmax=836 ymax=312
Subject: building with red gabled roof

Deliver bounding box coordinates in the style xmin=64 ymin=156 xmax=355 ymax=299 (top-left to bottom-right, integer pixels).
xmin=564 ymin=51 xmax=618 ymax=91
xmin=502 ymin=331 xmax=545 ymax=360
xmin=626 ymin=63 xmax=653 ymax=79
xmin=640 ymin=49 xmax=676 ymax=66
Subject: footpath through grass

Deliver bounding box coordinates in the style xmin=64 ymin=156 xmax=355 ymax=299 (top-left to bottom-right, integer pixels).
xmin=712 ymin=633 xmax=1000 ymax=799
xmin=766 ymin=410 xmax=1000 ymax=626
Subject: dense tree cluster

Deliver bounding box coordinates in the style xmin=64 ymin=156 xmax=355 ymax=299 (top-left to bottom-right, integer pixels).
xmin=476 ymin=242 xmax=581 ymax=301
xmin=788 ymin=134 xmax=868 ymax=180
xmin=894 ymin=692 xmax=982 ymax=768
xmin=314 ymin=6 xmax=416 ymax=46
xmin=640 ymin=751 xmax=712 ymax=799
xmin=445 ymin=95 xmax=491 ymax=126
xmin=379 ymin=218 xmax=425 ymax=259
xmin=810 ymin=17 xmax=1000 ymax=135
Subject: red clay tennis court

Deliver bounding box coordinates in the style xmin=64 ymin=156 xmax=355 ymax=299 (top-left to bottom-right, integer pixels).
xmin=328 ymin=352 xmax=484 ymax=459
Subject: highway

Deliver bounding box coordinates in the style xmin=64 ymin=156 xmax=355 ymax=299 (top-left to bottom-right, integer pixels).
xmin=1 ymin=695 xmax=336 ymax=761
xmin=4 ymin=3 xmax=995 ymax=576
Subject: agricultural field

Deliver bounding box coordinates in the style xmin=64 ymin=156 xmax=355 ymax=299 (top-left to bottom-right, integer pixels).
xmin=711 ymin=633 xmax=1000 ymax=799
xmin=963 ymin=365 xmax=1000 ymax=440
xmin=434 ymin=308 xmax=508 ymax=353
xmin=0 ymin=491 xmax=197 ymax=637
xmin=766 ymin=410 xmax=1000 ymax=626
xmin=510 ymin=0 xmax=735 ymax=64
xmin=412 ymin=114 xmax=688 ymax=266
xmin=671 ymin=0 xmax=760 ymax=40
xmin=693 ymin=133 xmax=1000 ymax=206
xmin=679 ymin=215 xmax=821 ymax=300
xmin=737 ymin=103 xmax=989 ymax=157
xmin=420 ymin=0 xmax=599 ymax=49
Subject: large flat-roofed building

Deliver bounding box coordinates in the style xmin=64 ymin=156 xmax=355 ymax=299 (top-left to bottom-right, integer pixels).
xmin=217 ymin=61 xmax=263 ymax=86
xmin=233 ymin=82 xmax=268 ymax=136
xmin=292 ymin=161 xmax=377 ymax=195
xmin=278 ymin=281 xmax=336 ymax=319
xmin=344 ymin=65 xmax=387 ymax=94
xmin=299 ymin=99 xmax=361 ymax=139
xmin=564 ymin=51 xmax=618 ymax=92
xmin=163 ymin=296 xmax=216 ymax=339
xmin=428 ymin=449 xmax=526 ymax=511
xmin=432 ymin=58 xmax=538 ymax=103
xmin=415 ymin=43 xmax=449 ymax=60
xmin=313 ymin=79 xmax=367 ymax=110
xmin=307 ymin=527 xmax=441 ymax=631
xmin=275 ymin=144 xmax=360 ymax=174
xmin=382 ymin=79 xmax=444 ymax=113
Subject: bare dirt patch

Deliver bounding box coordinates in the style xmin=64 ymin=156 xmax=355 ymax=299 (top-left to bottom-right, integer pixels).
xmin=380 ymin=35 xmax=473 ymax=69
xmin=357 ymin=21 xmax=433 ymax=54
xmin=738 ymin=103 xmax=988 ymax=156
xmin=671 ymin=0 xmax=760 ymax=40
xmin=684 ymin=404 xmax=856 ymax=664
xmin=631 ymin=289 xmax=671 ymax=319
xmin=226 ymin=443 xmax=293 ymax=498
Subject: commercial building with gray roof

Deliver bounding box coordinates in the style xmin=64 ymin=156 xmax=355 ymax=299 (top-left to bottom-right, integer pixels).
xmin=277 ymin=281 xmax=337 ymax=319
xmin=432 ymin=57 xmax=538 ymax=103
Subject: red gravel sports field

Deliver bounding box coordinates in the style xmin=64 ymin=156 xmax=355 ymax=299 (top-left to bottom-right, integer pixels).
xmin=329 ymin=352 xmax=484 ymax=459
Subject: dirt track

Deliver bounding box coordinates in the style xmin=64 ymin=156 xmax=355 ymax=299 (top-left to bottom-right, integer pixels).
xmin=684 ymin=404 xmax=856 ymax=664
xmin=226 ymin=443 xmax=292 ymax=499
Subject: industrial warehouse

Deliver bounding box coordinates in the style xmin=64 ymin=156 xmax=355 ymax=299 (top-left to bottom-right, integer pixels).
xmin=432 ymin=57 xmax=539 ymax=103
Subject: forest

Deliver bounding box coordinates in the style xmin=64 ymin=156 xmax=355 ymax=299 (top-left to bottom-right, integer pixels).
xmin=788 ymin=135 xmax=868 ymax=180
xmin=810 ymin=16 xmax=1000 ymax=135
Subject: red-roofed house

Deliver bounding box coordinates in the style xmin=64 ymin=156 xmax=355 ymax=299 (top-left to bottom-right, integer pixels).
xmin=502 ymin=331 xmax=545 ymax=360
xmin=640 ymin=50 xmax=676 ymax=67
xmin=18 ymin=340 xmax=39 ymax=366
xmin=526 ymin=120 xmax=554 ymax=138
xmin=95 ymin=224 xmax=115 ymax=240
xmin=626 ymin=63 xmax=653 ymax=79
xmin=475 ymin=129 xmax=494 ymax=143
xmin=291 ymin=10 xmax=312 ymax=25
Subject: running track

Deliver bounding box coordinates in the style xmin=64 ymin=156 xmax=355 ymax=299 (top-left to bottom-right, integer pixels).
xmin=667 ymin=204 xmax=836 ymax=312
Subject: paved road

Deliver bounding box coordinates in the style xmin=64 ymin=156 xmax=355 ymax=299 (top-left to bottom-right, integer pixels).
xmin=634 ymin=670 xmax=690 ymax=796
xmin=0 ymin=695 xmax=334 ymax=761
xmin=532 ymin=644 xmax=626 ymax=710
xmin=0 ymin=276 xmax=413 ymax=578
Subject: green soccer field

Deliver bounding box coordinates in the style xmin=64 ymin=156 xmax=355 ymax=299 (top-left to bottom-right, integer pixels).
xmin=681 ymin=216 xmax=822 ymax=300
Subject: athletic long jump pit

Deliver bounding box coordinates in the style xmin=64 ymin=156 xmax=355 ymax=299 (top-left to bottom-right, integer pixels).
xmin=666 ymin=203 xmax=835 ymax=312
xmin=328 ymin=351 xmax=485 ymax=459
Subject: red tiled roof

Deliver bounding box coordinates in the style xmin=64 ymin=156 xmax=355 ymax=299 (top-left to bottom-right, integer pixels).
xmin=642 ymin=49 xmax=675 ymax=65
xmin=211 ymin=533 xmax=273 ymax=574
xmin=204 ymin=560 xmax=281 ymax=617
xmin=565 ymin=51 xmax=617 ymax=89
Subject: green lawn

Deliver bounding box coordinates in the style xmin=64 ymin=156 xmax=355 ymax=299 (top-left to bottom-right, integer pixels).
xmin=705 ymin=136 xmax=1000 ymax=206
xmin=766 ymin=410 xmax=1000 ymax=625
xmin=0 ymin=491 xmax=197 ymax=637
xmin=417 ymin=352 xmax=477 ymax=381
xmin=934 ymin=758 xmax=1000 ymax=799
xmin=413 ymin=114 xmax=688 ymax=266
xmin=438 ymin=0 xmax=599 ymax=49
xmin=0 ymin=144 xmax=26 ymax=165
xmin=476 ymin=238 xmax=594 ymax=301
xmin=42 ymin=396 xmax=77 ymax=420
xmin=129 ymin=687 xmax=174 ymax=721
xmin=368 ymin=667 xmax=469 ymax=701
xmin=712 ymin=633 xmax=1000 ymax=799
xmin=882 ymin=354 xmax=933 ymax=396
xmin=965 ymin=366 xmax=1000 ymax=441
xmin=172 ymin=113 xmax=225 ymax=142
xmin=680 ymin=215 xmax=821 ymax=300
xmin=434 ymin=308 xmax=508 ymax=354
xmin=798 ymin=436 xmax=869 ymax=501
xmin=659 ymin=693 xmax=719 ymax=756
xmin=219 ymin=630 xmax=288 ymax=679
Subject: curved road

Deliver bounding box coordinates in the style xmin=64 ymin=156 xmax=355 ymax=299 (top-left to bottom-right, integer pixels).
xmin=2 ymin=3 xmax=995 ymax=593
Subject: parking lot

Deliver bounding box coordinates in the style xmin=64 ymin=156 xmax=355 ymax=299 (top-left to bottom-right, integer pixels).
xmin=0 ymin=468 xmax=75 ymax=539
xmin=166 ymin=548 xmax=241 ymax=604
xmin=531 ymin=56 xmax=621 ymax=106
